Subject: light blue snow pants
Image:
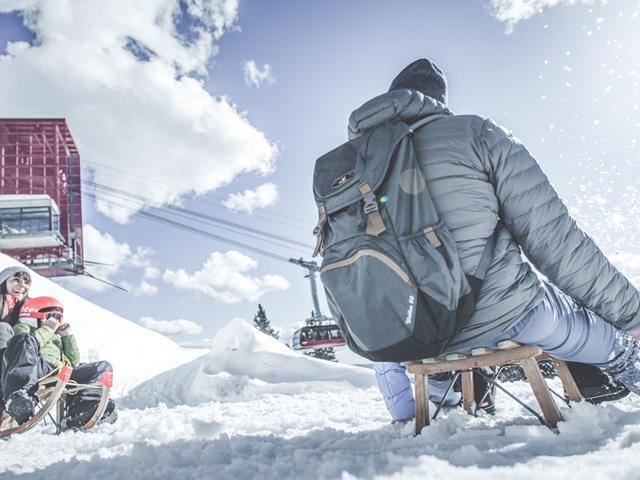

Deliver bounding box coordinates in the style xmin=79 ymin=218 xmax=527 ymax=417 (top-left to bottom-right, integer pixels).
xmin=374 ymin=281 xmax=619 ymax=421
xmin=504 ymin=282 xmax=618 ymax=363
xmin=373 ymin=363 xmax=460 ymax=421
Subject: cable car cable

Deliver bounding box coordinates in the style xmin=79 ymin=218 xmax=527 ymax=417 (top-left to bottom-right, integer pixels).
xmin=54 ymin=267 xmax=129 ymax=292
xmin=83 ymin=190 xmax=311 ymax=255
xmin=82 ymin=179 xmax=314 ymax=250
xmin=82 ymin=191 xmax=297 ymax=261
xmin=81 ymin=192 xmax=293 ymax=263
xmin=82 ymin=159 xmax=312 ymax=227
xmin=83 ymin=166 xmax=312 ymax=232
xmin=81 ymin=270 xmax=129 ymax=292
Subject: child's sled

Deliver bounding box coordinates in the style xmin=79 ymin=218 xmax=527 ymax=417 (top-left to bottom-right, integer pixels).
xmin=0 ymin=366 xmax=112 ymax=438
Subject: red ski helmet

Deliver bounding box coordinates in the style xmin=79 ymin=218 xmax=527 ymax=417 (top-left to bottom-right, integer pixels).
xmin=19 ymin=296 xmax=64 ymax=320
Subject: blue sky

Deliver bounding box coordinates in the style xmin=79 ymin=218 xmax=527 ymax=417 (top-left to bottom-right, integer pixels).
xmin=1 ymin=0 xmax=639 ymax=345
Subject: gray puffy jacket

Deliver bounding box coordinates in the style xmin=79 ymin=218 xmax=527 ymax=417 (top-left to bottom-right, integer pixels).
xmin=348 ymin=90 xmax=640 ymax=353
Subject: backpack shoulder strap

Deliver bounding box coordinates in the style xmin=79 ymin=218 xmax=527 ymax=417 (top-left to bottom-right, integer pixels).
xmin=468 ymin=221 xmax=502 ymax=299
xmin=408 ymin=114 xmax=447 ymax=133
xmin=475 ymin=223 xmax=499 ymax=281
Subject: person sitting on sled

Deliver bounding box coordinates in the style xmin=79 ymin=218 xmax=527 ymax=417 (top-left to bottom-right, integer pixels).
xmin=347 ymin=58 xmax=639 ymax=422
xmin=0 ymin=266 xmax=33 ymax=413
xmin=1 ymin=296 xmax=117 ymax=429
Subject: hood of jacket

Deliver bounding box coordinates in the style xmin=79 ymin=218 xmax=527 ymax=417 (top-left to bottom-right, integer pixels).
xmin=348 ymin=89 xmax=452 ymax=140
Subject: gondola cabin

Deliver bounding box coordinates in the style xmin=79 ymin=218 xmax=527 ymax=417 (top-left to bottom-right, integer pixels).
xmin=292 ymin=323 xmax=346 ymax=350
xmin=0 ymin=119 xmax=84 ymax=277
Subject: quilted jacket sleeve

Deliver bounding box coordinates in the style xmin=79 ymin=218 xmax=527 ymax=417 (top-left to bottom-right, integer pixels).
xmin=13 ymin=322 xmax=57 ymax=347
xmin=61 ymin=335 xmax=81 ymax=367
xmin=478 ymin=118 xmax=640 ymax=331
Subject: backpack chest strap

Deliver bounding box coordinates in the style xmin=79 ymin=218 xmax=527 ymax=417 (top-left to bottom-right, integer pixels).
xmin=358 ymin=182 xmax=386 ymax=236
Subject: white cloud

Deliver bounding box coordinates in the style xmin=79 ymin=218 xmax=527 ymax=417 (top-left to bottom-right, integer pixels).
xmin=242 ymin=60 xmax=276 ymax=88
xmin=163 ymin=250 xmax=289 ymax=303
xmin=488 ymin=0 xmax=605 ymax=32
xmin=144 ymin=266 xmax=161 ymax=279
xmin=130 ymin=247 xmax=156 ymax=269
xmin=223 ymin=183 xmax=278 ymax=214
xmin=59 ymin=225 xmax=132 ymax=292
xmin=132 ymin=280 xmax=159 ymax=296
xmin=0 ymin=0 xmax=277 ymax=224
xmin=57 ymin=224 xmax=155 ymax=293
xmin=138 ymin=316 xmax=203 ymax=336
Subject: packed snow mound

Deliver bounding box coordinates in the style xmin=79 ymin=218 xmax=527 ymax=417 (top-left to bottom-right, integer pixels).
xmin=0 ymin=254 xmax=197 ymax=396
xmin=123 ymin=318 xmax=377 ymax=408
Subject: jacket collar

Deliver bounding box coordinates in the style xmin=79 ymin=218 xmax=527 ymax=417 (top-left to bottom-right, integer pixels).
xmin=348 ymin=89 xmax=452 ymax=140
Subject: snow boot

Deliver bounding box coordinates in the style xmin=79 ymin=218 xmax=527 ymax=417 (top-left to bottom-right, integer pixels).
xmin=429 ymin=372 xmax=462 ymax=408
xmin=62 ymin=398 xmax=117 ymax=430
xmin=566 ymin=361 xmax=629 ymax=404
xmin=538 ymin=359 xmax=558 ymax=379
xmin=99 ymin=399 xmax=118 ymax=426
xmin=451 ymin=369 xmax=496 ymax=414
xmin=598 ymin=331 xmax=640 ymax=397
xmin=474 ymin=368 xmax=496 ymax=415
xmin=497 ymin=364 xmax=526 ymax=383
xmin=5 ymin=389 xmax=36 ymax=425
xmin=498 ymin=359 xmax=557 ymax=383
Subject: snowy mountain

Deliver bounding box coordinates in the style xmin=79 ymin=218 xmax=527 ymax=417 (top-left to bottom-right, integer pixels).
xmin=0 ymin=254 xmax=199 ymax=396
xmin=123 ymin=318 xmax=376 ymax=408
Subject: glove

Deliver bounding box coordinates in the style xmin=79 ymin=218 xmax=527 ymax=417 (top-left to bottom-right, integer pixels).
xmin=57 ymin=323 xmax=72 ymax=337
xmin=42 ymin=315 xmax=61 ymax=332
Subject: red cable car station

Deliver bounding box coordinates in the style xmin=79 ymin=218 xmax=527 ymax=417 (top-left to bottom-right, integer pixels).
xmin=0 ymin=119 xmax=84 ymax=277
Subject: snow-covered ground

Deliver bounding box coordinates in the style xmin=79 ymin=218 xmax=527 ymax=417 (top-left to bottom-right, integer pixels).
xmin=0 ymin=255 xmax=201 ymax=396
xmin=3 ymin=359 xmax=640 ymax=479
xmin=3 ymin=255 xmax=640 ymax=479
xmin=123 ymin=318 xmax=376 ymax=409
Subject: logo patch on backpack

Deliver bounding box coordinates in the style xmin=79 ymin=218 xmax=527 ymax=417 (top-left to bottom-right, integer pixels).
xmin=405 ymin=295 xmax=415 ymax=325
xmin=331 ymin=170 xmax=355 ymax=189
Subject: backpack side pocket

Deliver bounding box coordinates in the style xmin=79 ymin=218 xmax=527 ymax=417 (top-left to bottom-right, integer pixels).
xmin=321 ymin=242 xmax=417 ymax=352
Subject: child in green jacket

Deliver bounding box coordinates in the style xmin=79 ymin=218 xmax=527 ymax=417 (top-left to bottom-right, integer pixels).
xmin=13 ymin=296 xmax=81 ymax=369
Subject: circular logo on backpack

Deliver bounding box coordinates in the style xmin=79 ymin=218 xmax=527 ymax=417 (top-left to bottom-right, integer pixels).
xmin=399 ymin=168 xmax=426 ymax=195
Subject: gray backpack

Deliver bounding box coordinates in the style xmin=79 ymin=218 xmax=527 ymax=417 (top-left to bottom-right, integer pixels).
xmin=312 ymin=116 xmax=496 ymax=362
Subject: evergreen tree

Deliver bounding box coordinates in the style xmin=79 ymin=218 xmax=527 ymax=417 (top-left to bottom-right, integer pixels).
xmin=304 ymin=347 xmax=338 ymax=362
xmin=252 ymin=304 xmax=279 ymax=339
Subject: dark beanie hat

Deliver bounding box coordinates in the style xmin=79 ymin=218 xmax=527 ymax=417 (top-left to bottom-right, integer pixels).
xmin=388 ymin=58 xmax=447 ymax=105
